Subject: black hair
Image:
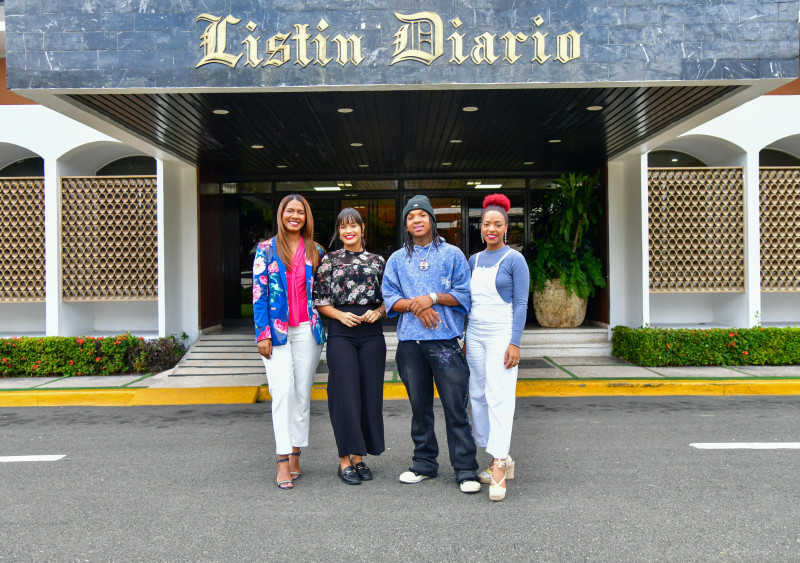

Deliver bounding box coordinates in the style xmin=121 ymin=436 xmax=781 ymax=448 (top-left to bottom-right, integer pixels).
xmin=330 ymin=207 xmax=365 ymax=249
xmin=403 ymin=211 xmax=442 ymax=257
xmin=481 ymin=205 xmax=509 ymax=224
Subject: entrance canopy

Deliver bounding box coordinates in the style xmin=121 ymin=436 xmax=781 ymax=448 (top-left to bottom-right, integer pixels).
xmin=5 ymin=2 xmax=798 ymax=178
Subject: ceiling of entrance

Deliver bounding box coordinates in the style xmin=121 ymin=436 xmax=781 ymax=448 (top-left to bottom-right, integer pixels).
xmin=68 ymin=85 xmax=739 ymax=180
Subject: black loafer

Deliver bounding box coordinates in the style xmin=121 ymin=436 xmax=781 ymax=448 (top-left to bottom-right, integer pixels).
xmin=354 ymin=462 xmax=373 ymax=481
xmin=338 ymin=465 xmax=361 ymax=485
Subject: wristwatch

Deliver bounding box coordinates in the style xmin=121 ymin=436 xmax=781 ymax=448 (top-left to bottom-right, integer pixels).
xmin=429 ymin=292 xmax=438 ymax=305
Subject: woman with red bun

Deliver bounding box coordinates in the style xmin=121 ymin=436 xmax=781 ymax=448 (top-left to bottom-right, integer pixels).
xmin=466 ymin=194 xmax=530 ymax=501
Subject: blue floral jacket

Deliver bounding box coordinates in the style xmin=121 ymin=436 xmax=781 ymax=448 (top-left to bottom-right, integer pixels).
xmin=252 ymin=238 xmax=326 ymax=346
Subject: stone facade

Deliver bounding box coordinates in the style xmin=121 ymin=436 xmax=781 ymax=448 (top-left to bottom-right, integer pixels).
xmin=4 ymin=0 xmax=798 ymax=91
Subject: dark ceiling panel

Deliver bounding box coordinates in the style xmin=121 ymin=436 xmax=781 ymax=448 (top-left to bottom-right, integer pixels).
xmin=68 ymin=85 xmax=740 ymax=181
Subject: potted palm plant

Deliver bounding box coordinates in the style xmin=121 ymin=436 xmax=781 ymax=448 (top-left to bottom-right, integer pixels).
xmin=531 ymin=171 xmax=606 ymax=328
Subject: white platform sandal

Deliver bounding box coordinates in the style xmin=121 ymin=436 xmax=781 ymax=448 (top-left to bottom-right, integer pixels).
xmin=489 ymin=458 xmax=510 ymax=501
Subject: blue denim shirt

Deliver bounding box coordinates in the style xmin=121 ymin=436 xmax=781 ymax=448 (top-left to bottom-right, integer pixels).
xmin=383 ymin=240 xmax=471 ymax=342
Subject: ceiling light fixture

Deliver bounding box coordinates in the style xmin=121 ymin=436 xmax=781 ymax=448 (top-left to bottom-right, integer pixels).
xmin=475 ymin=184 xmax=503 ymax=189
xmin=523 ymin=161 xmax=534 ymax=165
xmin=251 ymin=144 xmax=264 ymax=149
xmin=441 ymin=162 xmax=452 ymax=166
xmin=314 ymin=186 xmax=342 ymax=191
xmin=672 ymin=158 xmax=679 ymax=162
xmin=549 ymin=139 xmax=562 ymax=143
xmin=276 ymin=165 xmax=288 ymax=169
xmin=337 ymin=108 xmax=354 ymax=114
xmin=358 ymin=164 xmax=369 ymax=168
xmin=450 ymin=139 xmax=462 ymax=144
xmin=462 ymin=106 xmax=479 ymax=112
xmin=350 ymin=142 xmax=363 ymax=147
xmin=586 ymin=105 xmax=603 ymax=111
xmin=213 ymin=109 xmax=229 ymax=115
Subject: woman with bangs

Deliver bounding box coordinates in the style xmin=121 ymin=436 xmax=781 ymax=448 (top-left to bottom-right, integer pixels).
xmin=314 ymin=208 xmax=387 ymax=485
xmin=253 ymin=194 xmax=326 ymax=490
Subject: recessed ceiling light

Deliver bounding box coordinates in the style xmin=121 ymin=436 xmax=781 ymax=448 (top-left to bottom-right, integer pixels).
xmin=462 ymin=106 xmax=479 ymax=112
xmin=441 ymin=162 xmax=452 ymax=166
xmin=314 ymin=186 xmax=341 ymax=191
xmin=524 ymin=161 xmax=535 ymax=165
xmin=671 ymin=158 xmax=679 ymax=162
xmin=586 ymin=105 xmax=603 ymax=111
xmin=276 ymin=165 xmax=288 ymax=169
xmin=450 ymin=139 xmax=462 ymax=144
xmin=251 ymin=144 xmax=264 ymax=149
xmin=549 ymin=139 xmax=562 ymax=143
xmin=213 ymin=109 xmax=229 ymax=115
xmin=358 ymin=164 xmax=369 ymax=168
xmin=338 ymin=108 xmax=354 ymax=114
xmin=476 ymin=184 xmax=503 ymax=189
xmin=350 ymin=142 xmax=363 ymax=147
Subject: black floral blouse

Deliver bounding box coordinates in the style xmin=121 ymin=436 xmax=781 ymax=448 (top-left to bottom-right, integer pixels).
xmin=313 ymin=249 xmax=385 ymax=307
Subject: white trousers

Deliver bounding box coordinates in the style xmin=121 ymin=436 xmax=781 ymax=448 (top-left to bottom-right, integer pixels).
xmin=261 ymin=322 xmax=323 ymax=455
xmin=466 ymin=321 xmax=518 ymax=459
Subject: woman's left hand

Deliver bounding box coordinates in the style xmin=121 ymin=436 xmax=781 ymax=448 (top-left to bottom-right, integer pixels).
xmin=504 ymin=344 xmax=521 ymax=369
xmin=362 ymin=309 xmax=381 ymax=323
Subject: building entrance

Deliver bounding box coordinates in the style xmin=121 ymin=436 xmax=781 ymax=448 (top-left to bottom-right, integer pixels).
xmin=212 ymin=177 xmax=568 ymax=327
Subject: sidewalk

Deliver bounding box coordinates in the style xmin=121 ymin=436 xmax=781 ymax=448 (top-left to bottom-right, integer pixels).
xmin=2 ymin=356 xmax=800 ymax=407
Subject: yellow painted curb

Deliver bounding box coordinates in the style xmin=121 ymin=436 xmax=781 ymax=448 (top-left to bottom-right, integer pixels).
xmin=2 ymin=379 xmax=800 ymax=407
xmin=515 ymin=379 xmax=800 ymax=397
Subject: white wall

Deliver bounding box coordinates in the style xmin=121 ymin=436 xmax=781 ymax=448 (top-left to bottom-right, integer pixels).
xmin=607 ymin=153 xmax=646 ymax=327
xmin=0 ymin=303 xmax=45 ymax=335
xmin=158 ymin=160 xmax=199 ymax=342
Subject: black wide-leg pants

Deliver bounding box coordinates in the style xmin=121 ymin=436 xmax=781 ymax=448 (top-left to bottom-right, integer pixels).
xmin=326 ymin=305 xmax=387 ymax=458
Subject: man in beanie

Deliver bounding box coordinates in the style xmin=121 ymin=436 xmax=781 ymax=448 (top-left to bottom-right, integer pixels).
xmin=382 ymin=195 xmax=480 ymax=493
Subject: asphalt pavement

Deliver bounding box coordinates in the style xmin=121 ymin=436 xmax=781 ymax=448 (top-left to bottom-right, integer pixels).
xmin=1 ymin=396 xmax=799 ymax=561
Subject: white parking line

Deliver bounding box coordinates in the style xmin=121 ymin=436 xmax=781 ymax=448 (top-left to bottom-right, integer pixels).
xmin=691 ymin=443 xmax=800 ymax=450
xmin=0 ymin=455 xmax=66 ymax=463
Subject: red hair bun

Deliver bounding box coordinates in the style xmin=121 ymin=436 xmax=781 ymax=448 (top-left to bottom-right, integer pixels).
xmin=483 ymin=194 xmax=511 ymax=212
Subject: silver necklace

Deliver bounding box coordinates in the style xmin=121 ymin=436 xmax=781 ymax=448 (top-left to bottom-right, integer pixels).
xmin=413 ymin=242 xmax=433 ymax=271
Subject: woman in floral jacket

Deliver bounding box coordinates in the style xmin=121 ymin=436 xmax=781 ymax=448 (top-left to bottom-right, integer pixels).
xmin=253 ymin=194 xmax=325 ymax=490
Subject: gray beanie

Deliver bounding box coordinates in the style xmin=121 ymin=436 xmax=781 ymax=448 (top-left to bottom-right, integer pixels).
xmin=402 ymin=195 xmax=436 ymax=223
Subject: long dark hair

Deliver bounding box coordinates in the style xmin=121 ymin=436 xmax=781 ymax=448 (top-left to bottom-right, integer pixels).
xmin=330 ymin=207 xmax=365 ymax=250
xmin=276 ymin=194 xmax=321 ymax=271
xmin=403 ymin=212 xmax=442 ymax=257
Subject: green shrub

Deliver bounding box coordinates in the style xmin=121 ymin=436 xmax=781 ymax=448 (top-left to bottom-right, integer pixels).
xmin=0 ymin=334 xmax=186 ymax=378
xmin=612 ymin=326 xmax=800 ymax=367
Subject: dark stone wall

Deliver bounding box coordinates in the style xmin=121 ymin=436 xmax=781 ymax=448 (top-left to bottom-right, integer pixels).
xmin=4 ymin=0 xmax=798 ymax=91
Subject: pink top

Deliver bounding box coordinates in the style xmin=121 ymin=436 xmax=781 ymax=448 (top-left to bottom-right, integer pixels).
xmin=287 ymin=243 xmax=310 ymax=326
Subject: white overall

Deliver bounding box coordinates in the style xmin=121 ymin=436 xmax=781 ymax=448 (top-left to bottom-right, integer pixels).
xmin=466 ymin=249 xmax=517 ymax=459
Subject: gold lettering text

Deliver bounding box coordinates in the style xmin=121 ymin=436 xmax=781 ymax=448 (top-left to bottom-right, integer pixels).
xmin=332 ymin=34 xmax=365 ymax=66
xmin=447 ymin=18 xmax=468 ymax=64
xmin=264 ymin=33 xmax=291 ymax=67
xmin=471 ymin=32 xmax=499 ymax=64
xmin=530 ymin=31 xmax=551 ymax=64
xmin=556 ymin=30 xmax=582 ymax=63
xmin=501 ymin=32 xmax=528 ymax=64
xmin=242 ymin=21 xmax=263 ymax=67
xmin=391 ymin=11 xmax=443 ymax=65
xmin=196 ymin=13 xmax=243 ymax=68
xmin=292 ymin=24 xmax=312 ymax=67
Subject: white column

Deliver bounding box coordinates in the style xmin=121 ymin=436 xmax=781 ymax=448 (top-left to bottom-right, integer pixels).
xmin=44 ymin=156 xmax=60 ymax=336
xmin=743 ymin=150 xmax=762 ymax=326
xmin=157 ymin=160 xmax=167 ymax=337
xmin=607 ymin=153 xmax=646 ymax=327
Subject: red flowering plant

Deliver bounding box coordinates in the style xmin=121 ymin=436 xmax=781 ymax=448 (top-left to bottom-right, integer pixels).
xmin=0 ymin=334 xmax=186 ymax=378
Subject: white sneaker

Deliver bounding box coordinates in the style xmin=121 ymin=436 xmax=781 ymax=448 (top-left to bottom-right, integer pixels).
xmin=399 ymin=470 xmax=433 ymax=484
xmin=459 ymin=480 xmax=481 ymax=494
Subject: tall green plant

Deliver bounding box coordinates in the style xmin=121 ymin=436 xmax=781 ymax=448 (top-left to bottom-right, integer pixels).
xmin=531 ymin=171 xmax=606 ymax=299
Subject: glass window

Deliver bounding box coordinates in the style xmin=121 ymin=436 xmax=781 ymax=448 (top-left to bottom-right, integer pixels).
xmin=340 ymin=198 xmax=398 ymax=260
xmin=277 ymin=180 xmax=397 ymax=192
xmin=428 ymin=197 xmax=462 ymax=248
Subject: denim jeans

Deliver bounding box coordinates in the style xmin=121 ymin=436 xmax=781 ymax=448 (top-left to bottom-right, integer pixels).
xmin=396 ymin=338 xmax=478 ymax=482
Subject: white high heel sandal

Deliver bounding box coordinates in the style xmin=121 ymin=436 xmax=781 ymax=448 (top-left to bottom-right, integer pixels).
xmin=489 ymin=458 xmax=509 ymax=501
xmin=480 ymin=455 xmax=515 ymax=484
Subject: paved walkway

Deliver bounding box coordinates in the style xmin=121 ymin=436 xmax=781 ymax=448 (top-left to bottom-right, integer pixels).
xmin=1 ymin=355 xmax=799 ymax=407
